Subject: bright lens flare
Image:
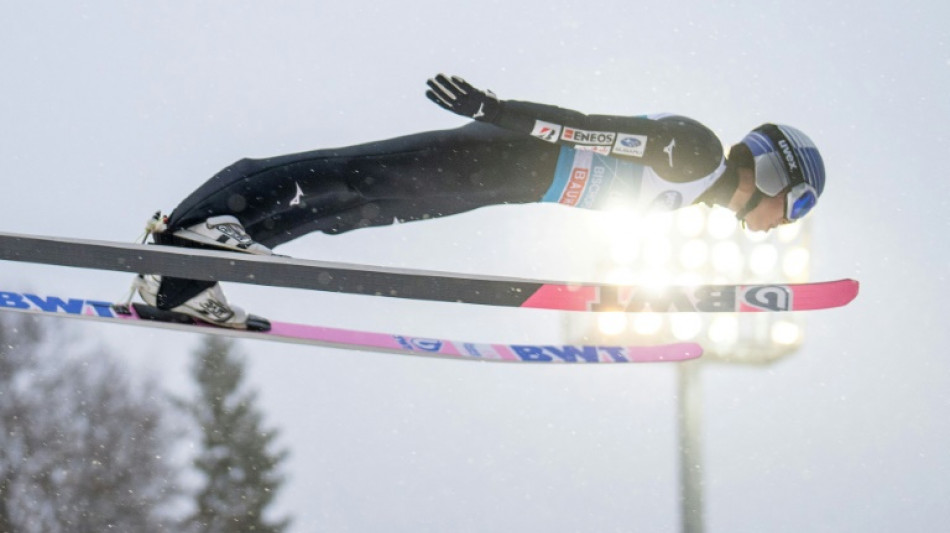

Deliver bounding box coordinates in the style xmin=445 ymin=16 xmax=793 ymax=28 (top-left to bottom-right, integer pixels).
xmin=632 ymin=312 xmax=663 ymax=335
xmin=771 ymin=321 xmax=802 ymax=345
xmin=679 ymin=239 xmax=709 ymax=270
xmin=676 ymin=207 xmax=706 ymax=238
xmin=707 ymin=208 xmax=738 ymax=239
xmin=602 ymin=209 xmax=642 ymax=240
xmin=610 ymin=241 xmax=639 ymax=265
xmin=590 ymin=196 xmax=813 ymax=362
xmin=708 ymin=315 xmax=738 ymax=344
xmin=648 ymin=212 xmax=675 ymax=237
xmin=675 ymin=272 xmax=705 ymax=287
xmin=783 ymin=247 xmax=810 ymax=279
xmin=643 ymin=237 xmax=672 ymax=268
xmin=639 ymin=270 xmax=674 ymax=291
xmin=597 ymin=312 xmax=627 ymax=336
xmin=711 ymin=241 xmax=742 ymax=275
xmin=605 ymin=267 xmax=637 ymax=285
xmin=601 ymin=209 xmax=645 ymax=264
xmin=776 ymin=222 xmax=802 ymax=243
xmin=749 ymin=244 xmax=778 ymax=277
xmin=744 ymin=229 xmax=769 ymax=243
xmin=671 ymin=314 xmax=703 ymax=340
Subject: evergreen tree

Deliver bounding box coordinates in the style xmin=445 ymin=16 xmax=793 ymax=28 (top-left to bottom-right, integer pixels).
xmin=183 ymin=336 xmax=290 ymax=533
xmin=0 ymin=313 xmax=180 ymax=533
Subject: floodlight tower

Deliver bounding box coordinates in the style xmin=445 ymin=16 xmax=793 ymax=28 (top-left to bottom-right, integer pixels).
xmin=565 ymin=205 xmax=812 ymax=533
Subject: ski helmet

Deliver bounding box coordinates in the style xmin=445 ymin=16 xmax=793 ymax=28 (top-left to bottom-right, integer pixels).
xmin=739 ymin=124 xmax=825 ymax=220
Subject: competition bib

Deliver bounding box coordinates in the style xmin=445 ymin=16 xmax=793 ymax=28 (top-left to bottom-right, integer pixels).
xmin=541 ymin=146 xmax=723 ymax=212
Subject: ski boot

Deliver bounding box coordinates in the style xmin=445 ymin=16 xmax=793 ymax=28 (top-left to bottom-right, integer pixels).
xmin=131 ymin=274 xmax=270 ymax=331
xmin=172 ymin=214 xmax=274 ymax=255
xmin=133 ymin=212 xmax=272 ymax=330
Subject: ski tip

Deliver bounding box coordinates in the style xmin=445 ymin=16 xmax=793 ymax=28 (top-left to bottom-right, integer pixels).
xmin=676 ymin=342 xmax=704 ymax=361
xmin=790 ymin=278 xmax=860 ymax=310
xmin=832 ymin=278 xmax=860 ymax=306
xmin=629 ymin=342 xmax=703 ymax=362
xmin=845 ymin=278 xmax=860 ymax=298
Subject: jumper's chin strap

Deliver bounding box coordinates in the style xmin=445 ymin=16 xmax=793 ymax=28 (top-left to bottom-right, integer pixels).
xmin=734 ymin=189 xmax=766 ymax=228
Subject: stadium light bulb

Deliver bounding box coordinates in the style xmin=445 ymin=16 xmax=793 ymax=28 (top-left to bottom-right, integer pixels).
xmin=675 ymin=272 xmax=705 ymax=287
xmin=707 ymin=208 xmax=737 ymax=239
xmin=771 ymin=320 xmax=802 ymax=345
xmin=649 ymin=211 xmax=675 ymax=237
xmin=601 ymin=209 xmax=642 ymax=244
xmin=679 ymin=239 xmax=709 ymax=270
xmin=777 ymin=223 xmax=802 ymax=243
xmin=744 ymin=229 xmax=769 ymax=243
xmin=632 ymin=312 xmax=663 ymax=335
xmin=639 ymin=269 xmax=675 ymax=290
xmin=605 ymin=266 xmax=637 ymax=286
xmin=711 ymin=241 xmax=742 ymax=275
xmin=610 ymin=240 xmax=639 ymax=265
xmin=671 ymin=314 xmax=703 ymax=340
xmin=676 ymin=207 xmax=706 ymax=237
xmin=708 ymin=315 xmax=738 ymax=344
xmin=597 ymin=312 xmax=628 ymax=336
xmin=643 ymin=237 xmax=672 ymax=268
xmin=749 ymin=244 xmax=778 ymax=277
xmin=783 ymin=247 xmax=810 ymax=279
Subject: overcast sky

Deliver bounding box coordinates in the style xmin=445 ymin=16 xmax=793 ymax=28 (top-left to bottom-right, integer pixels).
xmin=2 ymin=1 xmax=948 ymax=531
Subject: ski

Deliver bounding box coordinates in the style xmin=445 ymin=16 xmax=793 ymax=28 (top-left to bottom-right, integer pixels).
xmin=0 ymin=288 xmax=701 ymax=363
xmin=0 ymin=232 xmax=859 ymax=312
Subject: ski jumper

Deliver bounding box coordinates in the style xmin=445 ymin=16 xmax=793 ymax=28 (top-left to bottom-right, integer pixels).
xmin=156 ymin=100 xmax=727 ymax=308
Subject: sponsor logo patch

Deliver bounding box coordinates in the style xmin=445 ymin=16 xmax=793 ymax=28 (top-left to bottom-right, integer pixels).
xmin=650 ymin=191 xmax=684 ymax=211
xmin=562 ymin=127 xmax=616 ymax=145
xmin=574 ymin=145 xmax=612 ymax=155
xmin=612 ymin=134 xmax=648 ymax=157
xmin=558 ymin=167 xmax=590 ymax=206
xmin=530 ymin=120 xmax=562 ymax=143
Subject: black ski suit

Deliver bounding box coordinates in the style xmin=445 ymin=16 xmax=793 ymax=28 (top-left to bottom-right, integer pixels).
xmin=156 ymin=100 xmax=727 ymax=308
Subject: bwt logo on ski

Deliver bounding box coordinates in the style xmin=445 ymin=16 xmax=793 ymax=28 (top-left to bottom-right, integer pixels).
xmin=0 ymin=291 xmax=115 ymax=317
xmin=510 ymin=345 xmax=632 ymax=363
xmin=458 ymin=343 xmax=630 ymax=363
xmin=588 ymin=284 xmax=793 ymax=312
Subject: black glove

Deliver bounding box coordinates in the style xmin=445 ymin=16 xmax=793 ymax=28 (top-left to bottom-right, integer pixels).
xmin=425 ymin=74 xmax=500 ymax=122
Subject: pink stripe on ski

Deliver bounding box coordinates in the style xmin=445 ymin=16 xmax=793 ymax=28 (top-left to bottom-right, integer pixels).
xmin=269 ymin=322 xmax=700 ymax=362
xmin=521 ymin=284 xmax=594 ymax=311
xmin=522 ymin=279 xmax=859 ymax=312
xmin=753 ymin=278 xmax=859 ymax=311
xmin=110 ymin=305 xmax=700 ymax=363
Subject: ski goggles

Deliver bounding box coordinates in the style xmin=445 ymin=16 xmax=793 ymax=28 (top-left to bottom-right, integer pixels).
xmin=784 ymin=182 xmax=818 ymax=221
